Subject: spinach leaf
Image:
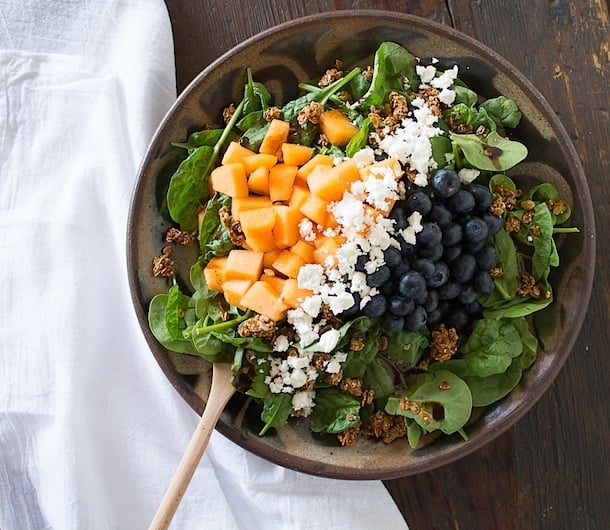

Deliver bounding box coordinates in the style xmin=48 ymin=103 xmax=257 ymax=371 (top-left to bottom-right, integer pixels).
xmin=384 ymin=327 xmax=430 ymax=367
xmin=198 ymin=193 xmax=231 ymax=253
xmin=243 ymin=68 xmax=272 ymax=115
xmin=385 ymin=370 xmax=472 ymax=435
xmin=480 ymin=95 xmax=522 ymax=128
xmin=363 ymin=358 xmax=395 ymax=404
xmin=340 ymin=317 xmax=381 ymax=378
xmin=259 ymin=392 xmax=293 ymax=435
xmin=452 ymin=83 xmax=478 ymax=107
xmin=450 ymin=131 xmax=528 ymax=172
xmin=309 ymin=388 xmax=361 ymax=434
xmin=148 ymin=293 xmax=197 ymax=355
xmin=171 ymin=128 xmax=226 ymax=152
xmin=345 ymin=117 xmax=371 ymax=157
xmin=463 ymin=362 xmax=523 ymax=407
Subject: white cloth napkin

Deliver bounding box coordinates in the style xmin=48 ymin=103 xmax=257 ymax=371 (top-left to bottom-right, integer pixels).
xmin=0 ymin=1 xmax=410 ymax=529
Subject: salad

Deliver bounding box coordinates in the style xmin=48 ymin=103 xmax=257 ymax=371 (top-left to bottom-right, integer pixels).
xmin=149 ymin=42 xmax=577 ymax=448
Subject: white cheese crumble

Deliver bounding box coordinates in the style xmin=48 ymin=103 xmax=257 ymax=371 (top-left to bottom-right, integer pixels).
xmin=458 ymin=167 xmax=481 ymax=184
xmin=401 ymin=211 xmax=424 ymax=244
xmin=352 ymin=146 xmax=376 ymax=167
xmin=292 ymin=390 xmax=316 ymax=415
xmin=318 ymin=328 xmax=341 ymax=353
xmin=274 ymin=335 xmax=290 ymax=352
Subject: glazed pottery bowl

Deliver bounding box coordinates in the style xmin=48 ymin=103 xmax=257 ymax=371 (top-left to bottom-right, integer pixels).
xmin=127 ymin=10 xmax=595 ymax=479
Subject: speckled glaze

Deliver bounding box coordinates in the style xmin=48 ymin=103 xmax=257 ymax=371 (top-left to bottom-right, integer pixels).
xmin=127 ymin=11 xmax=595 ymax=480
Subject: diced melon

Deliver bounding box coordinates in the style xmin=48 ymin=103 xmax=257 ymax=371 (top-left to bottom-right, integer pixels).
xmin=263 ymin=249 xmax=282 ymax=268
xmin=299 ymin=193 xmax=330 ymax=226
xmin=241 ymin=153 xmax=278 ymax=174
xmin=269 ymin=163 xmax=298 ymax=202
xmin=260 ymin=273 xmax=287 ymax=295
xmin=247 ymin=166 xmax=270 ymax=195
xmin=222 ymin=279 xmax=252 ymax=308
xmin=231 ymin=195 xmax=272 ymax=220
xmin=281 ymin=143 xmax=314 ymax=166
xmin=319 ymin=109 xmax=359 ymax=146
xmin=312 ymin=235 xmax=346 ymax=267
xmin=272 ymin=205 xmax=303 ymax=249
xmin=259 ymin=119 xmax=290 ymax=156
xmin=240 ymin=206 xmax=277 ymax=252
xmin=296 ymin=154 xmax=335 ymax=184
xmin=240 ymin=281 xmax=289 ymax=321
xmin=289 ymin=184 xmax=310 ymax=210
xmin=224 ymin=250 xmax=264 ymax=282
xmin=290 ymin=240 xmax=315 ymax=263
xmin=202 ymin=256 xmax=228 ymax=292
xmin=221 ymin=141 xmax=255 ymax=165
xmin=359 ymin=157 xmax=403 ymax=180
xmin=210 ymin=163 xmax=249 ymax=198
xmin=280 ymin=278 xmax=314 ymax=309
xmin=271 ymin=250 xmax=307 ymax=279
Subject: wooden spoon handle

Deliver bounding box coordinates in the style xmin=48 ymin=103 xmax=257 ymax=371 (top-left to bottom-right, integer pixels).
xmin=148 ymin=362 xmax=235 ymax=530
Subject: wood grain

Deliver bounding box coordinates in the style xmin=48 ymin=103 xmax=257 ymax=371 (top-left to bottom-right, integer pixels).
xmin=163 ymin=1 xmax=610 ymax=528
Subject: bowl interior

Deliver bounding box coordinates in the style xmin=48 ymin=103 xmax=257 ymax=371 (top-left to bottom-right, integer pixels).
xmin=127 ymin=11 xmax=595 ymax=479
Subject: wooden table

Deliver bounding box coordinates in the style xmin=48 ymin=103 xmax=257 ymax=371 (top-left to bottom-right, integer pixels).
xmin=164 ymin=1 xmax=610 ymax=528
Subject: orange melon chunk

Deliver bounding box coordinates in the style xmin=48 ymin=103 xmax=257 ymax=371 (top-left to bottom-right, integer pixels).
xmin=312 ymin=235 xmax=347 ymax=267
xmin=281 ymin=143 xmax=314 ymax=166
xmin=272 ymin=205 xmax=303 ymax=249
xmin=231 ymin=195 xmax=272 ymax=220
xmin=260 ymin=273 xmax=287 ymax=295
xmin=241 ymin=153 xmax=278 ymax=174
xmin=263 ymin=249 xmax=282 ymax=268
xmin=247 ymin=166 xmax=270 ymax=195
xmin=319 ymin=109 xmax=359 ymax=146
xmin=271 ymin=250 xmax=306 ymax=279
xmin=221 ymin=141 xmax=255 ymax=165
xmin=240 ymin=281 xmax=289 ymax=321
xmin=269 ymin=163 xmax=298 ymax=202
xmin=290 ymin=240 xmax=315 ymax=263
xmin=222 ymin=279 xmax=252 ymax=308
xmin=299 ymin=193 xmax=330 ymax=226
xmin=280 ymin=278 xmax=314 ymax=309
xmin=259 ymin=119 xmax=290 ymax=156
xmin=296 ymin=154 xmax=335 ymax=183
xmin=210 ymin=163 xmax=249 ymax=198
xmin=289 ymin=184 xmax=310 ymax=210
xmin=202 ymin=256 xmax=228 ymax=292
xmin=224 ymin=250 xmax=264 ymax=282
xmin=240 ymin=206 xmax=277 ymax=252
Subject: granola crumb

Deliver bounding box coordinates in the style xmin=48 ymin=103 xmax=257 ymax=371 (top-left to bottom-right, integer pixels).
xmin=152 ymin=246 xmax=176 ymax=277
xmin=363 ymin=410 xmax=407 ymax=444
xmin=237 ymin=314 xmax=276 ymax=339
xmin=318 ymin=60 xmax=343 ymax=88
xmin=297 ymin=101 xmax=323 ymax=126
xmin=337 ymin=422 xmax=360 ymax=447
xmin=340 ymin=377 xmax=363 ymax=397
xmin=429 ymin=324 xmax=459 ymax=362
xmin=517 ymin=274 xmax=542 ymax=299
xmin=165 ymin=227 xmax=196 ymax=246
xmin=263 ymin=106 xmax=281 ymax=121
xmin=222 ymin=103 xmax=236 ymax=124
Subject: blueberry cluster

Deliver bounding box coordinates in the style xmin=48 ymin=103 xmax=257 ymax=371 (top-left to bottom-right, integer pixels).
xmin=352 ymin=169 xmax=500 ymax=335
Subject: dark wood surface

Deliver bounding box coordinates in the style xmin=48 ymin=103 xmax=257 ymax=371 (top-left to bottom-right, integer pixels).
xmin=163 ymin=1 xmax=610 ymax=528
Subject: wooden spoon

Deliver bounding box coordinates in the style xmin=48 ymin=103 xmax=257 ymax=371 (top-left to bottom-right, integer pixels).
xmin=149 ymin=362 xmax=235 ymax=530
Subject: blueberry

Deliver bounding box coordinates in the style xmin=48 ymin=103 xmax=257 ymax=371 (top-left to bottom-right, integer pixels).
xmin=424 ymin=289 xmax=439 ymax=312
xmin=405 ymin=190 xmax=432 ymax=216
xmin=389 ymin=296 xmax=414 ymax=316
xmin=384 ymin=246 xmax=403 ymax=269
xmin=391 ymin=261 xmax=411 ymax=280
xmin=404 ymin=305 xmax=428 ymax=331
xmin=381 ymin=313 xmax=405 ymax=334
xmin=463 ymin=217 xmax=489 ymax=243
xmin=431 ymin=169 xmax=461 ymax=198
xmin=427 ymin=261 xmax=450 ymax=288
xmin=438 ymin=279 xmax=461 ymax=300
xmin=446 ymin=189 xmax=476 ymax=214
xmin=367 ymin=265 xmax=391 ymax=287
xmin=445 ymin=307 xmax=469 ymax=331
xmin=389 ymin=205 xmax=408 ymax=230
xmin=355 ymin=254 xmax=368 ymax=272
xmin=429 ymin=203 xmax=453 ymax=227
xmin=442 ymin=222 xmax=463 ymax=246
xmin=457 ymin=283 xmax=479 ymax=305
xmin=468 ymin=183 xmax=493 ymax=211
xmin=476 ymin=245 xmax=497 ymax=270
xmin=464 ymin=238 xmax=487 ymax=254
xmin=363 ymin=293 xmax=388 ymax=317
xmin=450 ymin=253 xmax=477 ymax=283
xmin=426 ymin=308 xmax=442 ymax=328
xmin=473 ymin=270 xmax=495 ymax=294
xmin=417 ymin=222 xmax=443 ymax=248
xmin=418 ymin=243 xmax=444 ymax=261
xmin=340 ymin=292 xmax=362 ymax=318
xmin=397 ymin=236 xmax=417 ymax=258
xmin=443 ymin=243 xmax=462 ymax=263
xmin=412 ymin=258 xmax=435 ymax=279
xmin=466 ymin=299 xmax=483 ymax=314
xmin=481 ymin=212 xmax=503 ymax=235
xmin=398 ymin=271 xmax=427 ymax=302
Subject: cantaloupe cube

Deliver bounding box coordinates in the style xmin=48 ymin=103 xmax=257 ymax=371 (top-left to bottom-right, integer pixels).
xmin=331 ymin=158 xmax=362 ymax=188
xmin=240 ymin=206 xmax=277 ymax=252
xmin=319 ymin=109 xmax=359 ymax=146
xmin=224 ymin=250 xmax=264 ymax=282
xmin=269 ymin=163 xmax=298 ymax=202
xmin=280 ymin=278 xmax=314 ymax=309
xmin=221 ymin=141 xmax=255 ymax=165
xmin=260 ymin=272 xmax=287 ymax=295
xmin=222 ymin=279 xmax=252 ymax=308
xmin=359 ymin=157 xmax=403 ymax=181
xmin=273 ymin=205 xmax=303 ymax=249
xmin=259 ymin=119 xmax=290 ymax=156
xmin=299 ymin=193 xmax=330 ymax=226
xmin=271 ymin=250 xmax=306 ymax=279
xmin=247 ymin=166 xmax=270 ymax=195
xmin=296 ymin=153 xmax=335 ymax=178
xmin=242 ymin=153 xmax=278 ymax=174
xmin=290 ymin=240 xmax=315 ymax=263
xmin=210 ymin=163 xmax=249 ymax=198
xmin=289 ymin=184 xmax=310 ymax=210
xmin=312 ymin=235 xmax=347 ymax=267
xmin=263 ymin=249 xmax=282 ymax=268
xmin=231 ymin=195 xmax=272 ymax=220
xmin=240 ymin=281 xmax=289 ymax=321
xmin=281 ymin=143 xmax=314 ymax=166
xmin=203 ymin=256 xmax=228 ymax=292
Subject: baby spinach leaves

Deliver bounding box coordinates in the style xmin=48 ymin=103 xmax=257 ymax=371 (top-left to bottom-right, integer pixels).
xmin=450 ymin=131 xmax=528 ymax=172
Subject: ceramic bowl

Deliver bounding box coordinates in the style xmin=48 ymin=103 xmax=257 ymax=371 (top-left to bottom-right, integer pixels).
xmin=127 ymin=10 xmax=595 ymax=479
